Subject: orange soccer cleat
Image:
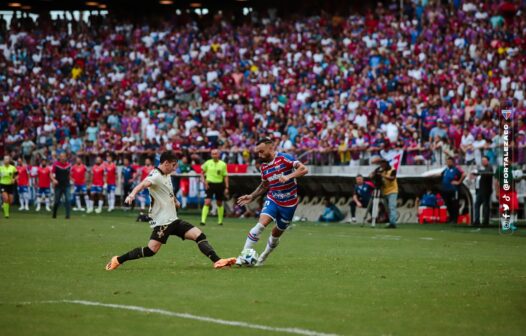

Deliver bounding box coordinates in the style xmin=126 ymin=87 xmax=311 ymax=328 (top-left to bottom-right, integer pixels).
xmin=105 ymin=256 xmax=121 ymax=271
xmin=213 ymin=257 xmax=237 ymax=269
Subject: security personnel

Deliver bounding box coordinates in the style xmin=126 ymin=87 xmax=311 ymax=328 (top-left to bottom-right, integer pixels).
xmin=200 ymin=149 xmax=229 ymax=226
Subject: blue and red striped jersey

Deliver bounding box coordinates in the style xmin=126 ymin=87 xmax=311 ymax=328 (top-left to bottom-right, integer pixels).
xmin=261 ymin=152 xmax=299 ymax=207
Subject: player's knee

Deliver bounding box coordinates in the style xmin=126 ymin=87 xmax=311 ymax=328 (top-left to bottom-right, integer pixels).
xmin=195 ymin=233 xmax=207 ymax=243
xmin=143 ymin=247 xmax=156 ymax=257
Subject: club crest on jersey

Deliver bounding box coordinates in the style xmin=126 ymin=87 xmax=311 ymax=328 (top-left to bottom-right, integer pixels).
xmin=267 ymin=173 xmax=283 ymax=182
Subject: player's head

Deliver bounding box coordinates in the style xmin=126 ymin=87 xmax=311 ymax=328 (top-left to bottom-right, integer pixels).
xmin=41 ymin=158 xmax=47 ymax=167
xmin=255 ymin=138 xmax=275 ymax=163
xmin=356 ymin=174 xmax=364 ymax=185
xmin=211 ymin=149 xmax=220 ymax=161
xmin=75 ymin=157 xmax=83 ymax=165
xmin=482 ymin=155 xmax=489 ymax=166
xmin=159 ymin=151 xmax=177 ymax=174
xmin=59 ymin=152 xmax=67 ymax=162
xmin=3 ymin=155 xmax=10 ymax=165
xmin=106 ymin=154 xmax=113 ymax=163
xmin=446 ymin=156 xmax=455 ymax=167
xmin=95 ymin=156 xmax=102 ymax=165
xmin=145 ymin=157 xmax=152 ymax=166
xmin=123 ymin=157 xmax=130 ymax=165
xmin=17 ymin=157 xmax=23 ymax=165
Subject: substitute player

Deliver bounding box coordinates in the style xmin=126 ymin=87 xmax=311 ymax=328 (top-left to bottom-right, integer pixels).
xmin=237 ymin=138 xmax=308 ymax=266
xmin=200 ymin=149 xmax=229 ymax=226
xmin=71 ymin=157 xmax=89 ymax=211
xmin=89 ymin=156 xmax=105 ymax=214
xmin=105 ymin=151 xmax=236 ymax=271
xmin=121 ymin=157 xmax=136 ymax=210
xmin=16 ymin=157 xmax=31 ymax=211
xmin=137 ymin=158 xmax=154 ymax=211
xmin=176 ymin=156 xmax=192 ymax=209
xmin=105 ymin=154 xmax=117 ymax=212
xmin=0 ymin=155 xmax=17 ymax=218
xmin=35 ymin=159 xmax=52 ymax=212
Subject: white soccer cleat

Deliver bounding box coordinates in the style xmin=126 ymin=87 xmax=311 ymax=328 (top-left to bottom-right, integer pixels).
xmin=86 ymin=208 xmax=93 ymax=214
xmin=255 ymin=255 xmax=267 ymax=267
xmin=235 ymin=256 xmax=244 ymax=266
xmin=18 ymin=206 xmax=24 ymax=211
xmin=108 ymin=207 xmax=114 ymax=212
xmin=72 ymin=207 xmax=79 ymax=211
xmin=95 ymin=208 xmax=102 ymax=214
xmin=35 ymin=205 xmax=41 ymax=212
xmin=79 ymin=208 xmax=86 ymax=212
xmin=46 ymin=207 xmax=51 ymax=212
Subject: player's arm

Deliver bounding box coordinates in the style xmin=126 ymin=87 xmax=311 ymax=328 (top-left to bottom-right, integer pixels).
xmin=237 ymin=180 xmax=270 ymax=206
xmin=125 ymin=179 xmax=153 ymax=204
xmin=278 ymin=161 xmax=309 ymax=183
xmin=452 ymin=169 xmax=466 ymax=186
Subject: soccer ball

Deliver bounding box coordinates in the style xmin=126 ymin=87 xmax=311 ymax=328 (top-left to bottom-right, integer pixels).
xmin=237 ymin=248 xmax=259 ymax=267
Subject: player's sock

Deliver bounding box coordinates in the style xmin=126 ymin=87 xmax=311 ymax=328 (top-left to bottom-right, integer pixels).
xmin=75 ymin=196 xmax=82 ymax=209
xmin=84 ymin=195 xmax=91 ymax=209
xmin=139 ymin=197 xmax=145 ymax=210
xmin=45 ymin=197 xmax=50 ymax=209
xmin=243 ymin=223 xmax=265 ymax=250
xmin=195 ymin=233 xmax=220 ymax=263
xmin=98 ymin=200 xmax=103 ymax=210
xmin=217 ymin=205 xmax=224 ymax=224
xmin=259 ymin=235 xmax=280 ymax=260
xmin=182 ymin=196 xmax=187 ymax=208
xmin=201 ymin=205 xmax=210 ymax=224
xmin=117 ymin=247 xmax=156 ymax=264
xmin=109 ymin=191 xmax=115 ymax=209
xmin=2 ymin=203 xmax=9 ymax=217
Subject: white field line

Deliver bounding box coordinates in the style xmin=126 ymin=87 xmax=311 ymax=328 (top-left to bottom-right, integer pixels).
xmin=14 ymin=300 xmax=341 ymax=336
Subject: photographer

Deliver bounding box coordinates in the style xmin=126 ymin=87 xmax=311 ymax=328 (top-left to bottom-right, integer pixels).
xmin=371 ymin=159 xmax=398 ymax=229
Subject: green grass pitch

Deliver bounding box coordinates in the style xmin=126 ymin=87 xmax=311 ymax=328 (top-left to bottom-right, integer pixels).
xmin=1 ymin=210 xmax=525 ymax=336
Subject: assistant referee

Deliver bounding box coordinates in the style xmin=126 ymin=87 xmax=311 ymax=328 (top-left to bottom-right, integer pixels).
xmin=0 ymin=155 xmax=17 ymax=218
xmin=200 ymin=149 xmax=229 ymax=226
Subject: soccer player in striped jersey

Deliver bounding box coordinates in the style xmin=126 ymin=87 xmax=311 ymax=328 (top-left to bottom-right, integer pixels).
xmin=16 ymin=158 xmax=31 ymax=211
xmin=104 ymin=154 xmax=117 ymax=212
xmin=237 ymin=138 xmax=308 ymax=266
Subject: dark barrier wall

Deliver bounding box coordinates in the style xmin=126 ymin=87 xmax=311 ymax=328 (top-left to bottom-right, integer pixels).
xmin=228 ymin=174 xmax=474 ymax=220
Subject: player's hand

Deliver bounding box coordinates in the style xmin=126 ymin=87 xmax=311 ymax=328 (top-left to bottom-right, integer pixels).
xmin=278 ymin=175 xmax=290 ymax=183
xmin=204 ymin=182 xmax=209 ymax=190
xmin=224 ymin=187 xmax=229 ymax=197
xmin=357 ymin=202 xmax=363 ymax=208
xmin=237 ymin=194 xmax=252 ymax=206
xmin=175 ymin=199 xmax=181 ymax=208
xmin=451 ymin=181 xmax=460 ymax=186
xmin=125 ymin=194 xmax=135 ymax=205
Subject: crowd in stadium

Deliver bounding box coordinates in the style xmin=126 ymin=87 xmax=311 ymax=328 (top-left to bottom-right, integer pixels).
xmin=0 ymin=1 xmax=525 ymax=168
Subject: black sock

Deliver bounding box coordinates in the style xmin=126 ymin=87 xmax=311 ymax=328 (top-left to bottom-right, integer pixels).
xmin=195 ymin=233 xmax=220 ymax=263
xmin=117 ymin=247 xmax=155 ymax=264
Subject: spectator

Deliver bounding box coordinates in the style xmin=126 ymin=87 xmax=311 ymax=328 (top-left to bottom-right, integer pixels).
xmin=319 ymin=199 xmax=344 ymax=223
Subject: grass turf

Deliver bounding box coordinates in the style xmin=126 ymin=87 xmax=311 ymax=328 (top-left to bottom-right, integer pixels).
xmin=0 ymin=210 xmax=525 ymax=336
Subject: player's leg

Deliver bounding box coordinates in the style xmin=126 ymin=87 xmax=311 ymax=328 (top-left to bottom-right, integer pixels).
xmin=35 ymin=189 xmax=42 ymax=211
xmin=18 ymin=187 xmax=24 ymax=211
xmin=96 ymin=189 xmax=104 ymax=213
xmin=216 ymin=188 xmax=225 ymax=226
xmin=2 ymin=190 xmax=10 ymax=218
xmin=64 ymin=186 xmax=71 ymax=219
xmin=44 ymin=189 xmax=51 ymax=211
xmin=349 ymin=200 xmax=357 ymax=222
xmin=201 ymin=183 xmax=216 ymax=225
xmin=256 ymin=204 xmax=295 ymax=266
xmin=106 ymin=239 xmax=162 ymax=271
xmin=138 ymin=190 xmax=146 ymax=211
xmin=52 ymin=187 xmax=63 ymax=218
xmin=179 ymin=223 xmax=236 ymax=268
xmin=107 ymin=185 xmax=115 ymax=211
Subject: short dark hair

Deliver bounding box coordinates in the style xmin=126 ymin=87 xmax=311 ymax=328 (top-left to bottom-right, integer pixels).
xmin=256 ymin=137 xmax=273 ymax=146
xmin=356 ymin=174 xmax=363 ymax=178
xmin=160 ymin=151 xmax=177 ymax=163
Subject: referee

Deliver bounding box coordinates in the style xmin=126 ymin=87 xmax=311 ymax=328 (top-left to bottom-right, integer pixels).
xmin=0 ymin=155 xmax=17 ymax=218
xmin=200 ymin=149 xmax=229 ymax=226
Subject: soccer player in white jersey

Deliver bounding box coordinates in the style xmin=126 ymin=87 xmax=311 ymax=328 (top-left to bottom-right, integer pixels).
xmin=105 ymin=151 xmax=236 ymax=270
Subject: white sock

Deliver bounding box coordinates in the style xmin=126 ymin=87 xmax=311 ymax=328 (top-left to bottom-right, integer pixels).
xmin=84 ymin=195 xmax=90 ymax=209
xmin=260 ymin=235 xmax=280 ymax=259
xmin=139 ymin=196 xmax=145 ymax=210
xmin=109 ymin=191 xmax=115 ymax=208
xmin=36 ymin=197 xmax=41 ymax=207
xmin=45 ymin=197 xmax=50 ymax=208
xmin=243 ymin=223 xmax=266 ymax=250
xmin=98 ymin=200 xmax=103 ymax=210
xmin=76 ymin=196 xmax=82 ymax=208
xmin=182 ymin=196 xmax=187 ymax=208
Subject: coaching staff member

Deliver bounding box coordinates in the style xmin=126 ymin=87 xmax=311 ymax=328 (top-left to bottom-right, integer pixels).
xmin=200 ymin=149 xmax=229 ymax=226
xmin=472 ymin=156 xmax=493 ymax=227
xmin=51 ymin=152 xmax=72 ymax=219
xmin=441 ymin=157 xmax=466 ymax=224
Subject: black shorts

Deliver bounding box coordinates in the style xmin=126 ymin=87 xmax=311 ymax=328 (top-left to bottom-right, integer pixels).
xmin=149 ymin=219 xmax=195 ymax=244
xmin=205 ymin=182 xmax=225 ymax=201
xmin=0 ymin=184 xmax=14 ymax=195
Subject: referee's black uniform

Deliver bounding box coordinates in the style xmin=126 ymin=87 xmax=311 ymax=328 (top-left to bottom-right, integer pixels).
xmin=52 ymin=160 xmax=72 ymax=219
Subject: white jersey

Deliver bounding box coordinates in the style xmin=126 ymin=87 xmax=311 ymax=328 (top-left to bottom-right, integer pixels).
xmin=145 ymin=168 xmax=178 ymax=227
